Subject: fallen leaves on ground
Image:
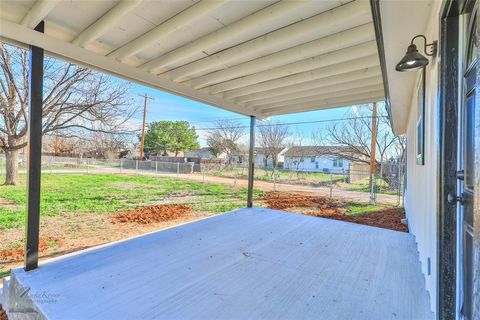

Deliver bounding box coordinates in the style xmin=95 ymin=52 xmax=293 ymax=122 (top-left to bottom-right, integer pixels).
xmin=0 ymin=237 xmax=62 ymax=262
xmin=112 ymin=204 xmax=192 ymax=224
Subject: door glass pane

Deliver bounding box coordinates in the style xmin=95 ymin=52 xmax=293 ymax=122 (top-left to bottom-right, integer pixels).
xmin=467 ymin=17 xmax=477 ymax=66
xmin=465 ymin=92 xmax=475 ymax=190
xmin=461 ymin=11 xmax=476 ymax=319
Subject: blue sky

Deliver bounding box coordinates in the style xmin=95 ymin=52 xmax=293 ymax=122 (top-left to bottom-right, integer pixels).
xmin=130 ymin=84 xmax=361 ymax=147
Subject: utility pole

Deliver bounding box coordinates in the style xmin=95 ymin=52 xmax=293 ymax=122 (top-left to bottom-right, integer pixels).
xmin=139 ymin=93 xmax=153 ymax=160
xmin=369 ymin=102 xmax=378 ymax=203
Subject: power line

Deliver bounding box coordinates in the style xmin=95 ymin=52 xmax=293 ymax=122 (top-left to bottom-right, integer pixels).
xmin=193 ymin=116 xmax=389 ymax=131
xmin=125 ymin=115 xmax=389 ymax=135
xmin=186 ymin=116 xmax=247 ymax=124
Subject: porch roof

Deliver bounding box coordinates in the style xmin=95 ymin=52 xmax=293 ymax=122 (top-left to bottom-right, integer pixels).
xmin=0 ymin=0 xmax=385 ymax=118
xmin=4 ymin=208 xmax=433 ymax=319
xmin=375 ymin=0 xmax=437 ymax=134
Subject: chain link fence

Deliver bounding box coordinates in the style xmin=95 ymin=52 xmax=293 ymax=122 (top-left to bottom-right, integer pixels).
xmin=0 ymin=154 xmax=405 ymax=205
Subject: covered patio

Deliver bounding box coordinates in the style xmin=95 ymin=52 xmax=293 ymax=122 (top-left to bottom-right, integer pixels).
xmin=4 ymin=208 xmax=432 ymax=320
xmin=0 ymin=0 xmax=434 ymax=319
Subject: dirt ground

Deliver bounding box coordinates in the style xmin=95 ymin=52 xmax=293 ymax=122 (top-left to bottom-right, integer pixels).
xmin=319 ymin=207 xmax=408 ymax=232
xmin=263 ymin=192 xmax=408 ymax=232
xmin=264 ymin=193 xmax=345 ymax=213
xmin=0 ymin=305 xmax=7 ymax=320
xmin=112 ymin=204 xmax=192 ymax=224
xmin=0 ymin=237 xmax=63 ymax=261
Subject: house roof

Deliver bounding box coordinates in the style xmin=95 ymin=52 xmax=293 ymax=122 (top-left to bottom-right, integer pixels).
xmin=0 ymin=0 xmax=384 ymax=118
xmin=254 ymin=147 xmax=286 ymax=155
xmin=284 ymin=146 xmax=355 ymax=157
xmin=187 ymin=148 xmax=211 ymax=154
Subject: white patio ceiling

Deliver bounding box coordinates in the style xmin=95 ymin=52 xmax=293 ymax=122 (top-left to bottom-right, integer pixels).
xmin=0 ymin=0 xmax=385 ymax=118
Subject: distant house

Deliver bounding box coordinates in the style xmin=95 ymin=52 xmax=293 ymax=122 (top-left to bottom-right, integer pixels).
xmin=185 ymin=148 xmax=224 ymax=159
xmin=254 ymin=147 xmax=288 ymax=168
xmin=283 ymin=146 xmax=352 ymax=173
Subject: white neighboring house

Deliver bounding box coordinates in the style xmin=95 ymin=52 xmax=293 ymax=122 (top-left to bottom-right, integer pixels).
xmin=254 ymin=147 xmax=288 ymax=168
xmin=185 ymin=148 xmax=226 ymax=160
xmin=283 ymin=146 xmax=350 ymax=173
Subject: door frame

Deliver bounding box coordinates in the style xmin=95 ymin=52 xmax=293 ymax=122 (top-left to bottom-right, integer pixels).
xmin=472 ymin=4 xmax=480 ymax=318
xmin=439 ymin=1 xmax=480 ymax=319
xmin=438 ymin=2 xmax=460 ymax=319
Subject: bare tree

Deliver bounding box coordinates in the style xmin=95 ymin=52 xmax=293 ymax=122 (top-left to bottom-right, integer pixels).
xmin=286 ymin=131 xmax=308 ymax=178
xmin=312 ymin=104 xmax=405 ymax=173
xmin=206 ymin=131 xmax=224 ymax=158
xmin=43 ymin=134 xmax=78 ymax=155
xmin=42 ymin=132 xmax=129 ymax=159
xmin=257 ymin=121 xmax=289 ymax=174
xmin=207 ymin=119 xmax=244 ymax=163
xmin=0 ymin=43 xmax=136 ymax=185
xmin=80 ymin=132 xmax=129 ymax=159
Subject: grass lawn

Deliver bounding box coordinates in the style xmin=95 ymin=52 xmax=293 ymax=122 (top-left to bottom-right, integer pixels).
xmin=346 ymin=202 xmax=386 ymax=215
xmin=0 ymin=173 xmax=261 ymax=230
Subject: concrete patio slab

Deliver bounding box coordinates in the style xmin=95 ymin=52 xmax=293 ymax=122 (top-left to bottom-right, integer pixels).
xmin=4 ymin=208 xmax=432 ymax=320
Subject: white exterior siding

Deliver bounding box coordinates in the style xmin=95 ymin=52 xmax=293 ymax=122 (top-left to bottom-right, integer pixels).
xmin=254 ymin=148 xmax=287 ymax=168
xmin=403 ymin=1 xmax=441 ymax=314
xmin=254 ymin=154 xmax=285 ymax=168
xmin=255 ymin=154 xmax=269 ymax=167
xmin=284 ymin=156 xmax=349 ymax=172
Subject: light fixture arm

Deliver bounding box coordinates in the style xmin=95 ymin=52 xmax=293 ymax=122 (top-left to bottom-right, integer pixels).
xmin=411 ymin=34 xmax=438 ymax=57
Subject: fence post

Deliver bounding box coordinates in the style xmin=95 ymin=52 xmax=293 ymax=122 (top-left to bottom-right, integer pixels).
xmin=329 ymin=173 xmax=333 ymax=198
xmin=120 ymin=159 xmax=123 ymax=173
xmin=86 ymin=158 xmax=89 ymax=174
xmin=397 ymin=162 xmax=402 ymax=206
xmin=379 ymin=162 xmax=384 ymax=193
xmin=202 ymin=163 xmax=205 ymax=182
xmin=136 ymin=159 xmax=138 ymax=175
xmin=369 ymin=174 xmax=375 ymax=204
xmin=234 ymin=163 xmax=237 ymax=188
xmin=177 ymin=162 xmax=180 ymax=178
xmin=50 ymin=156 xmax=53 ymax=174
xmin=155 ymin=160 xmax=158 ymax=175
xmin=370 ymin=175 xmax=377 ymax=204
xmin=273 ymin=167 xmax=276 ymax=192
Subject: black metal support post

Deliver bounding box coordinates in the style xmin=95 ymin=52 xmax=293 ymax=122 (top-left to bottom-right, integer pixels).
xmin=247 ymin=116 xmax=256 ymax=208
xmin=25 ymin=21 xmax=44 ymax=271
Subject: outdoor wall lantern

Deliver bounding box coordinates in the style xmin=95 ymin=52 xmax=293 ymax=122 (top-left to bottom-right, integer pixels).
xmin=395 ymin=35 xmax=438 ymax=71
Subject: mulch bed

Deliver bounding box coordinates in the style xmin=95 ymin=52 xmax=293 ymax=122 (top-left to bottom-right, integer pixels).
xmin=0 ymin=237 xmax=63 ymax=262
xmin=264 ymin=192 xmax=407 ymax=232
xmin=112 ymin=204 xmax=192 ymax=224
